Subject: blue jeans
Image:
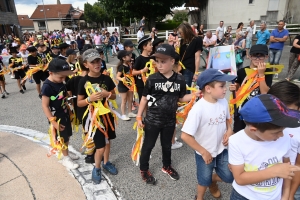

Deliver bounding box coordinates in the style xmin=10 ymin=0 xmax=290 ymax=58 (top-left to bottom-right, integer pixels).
xmin=182 ymin=68 xmax=194 ymax=93
xmin=195 ymin=149 xmax=233 ymax=186
xmin=230 ymin=188 xmax=248 ymax=200
xmin=269 ymin=48 xmax=283 ymax=65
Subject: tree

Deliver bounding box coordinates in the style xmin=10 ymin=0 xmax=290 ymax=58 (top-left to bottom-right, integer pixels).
xmin=172 ymin=10 xmax=188 ymax=22
xmin=99 ymin=0 xmax=185 ymax=29
xmin=84 ymin=2 xmax=109 ymax=28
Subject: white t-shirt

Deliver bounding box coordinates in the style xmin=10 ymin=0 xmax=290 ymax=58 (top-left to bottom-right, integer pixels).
xmin=181 ymin=98 xmax=230 ymax=157
xmin=246 ymin=26 xmax=253 ymax=39
xmin=229 ymin=130 xmax=291 ymax=200
xmin=203 ymin=35 xmax=217 ymax=45
xmin=216 ymin=26 xmax=224 ymax=39
xmin=284 ymin=127 xmax=300 ymax=165
xmin=137 ymin=30 xmax=144 ymax=40
xmin=18 ymin=51 xmax=29 ymax=65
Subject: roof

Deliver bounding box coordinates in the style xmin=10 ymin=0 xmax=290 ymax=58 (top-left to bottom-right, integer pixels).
xmin=18 ymin=15 xmax=34 ymax=27
xmin=30 ymin=4 xmax=83 ymax=20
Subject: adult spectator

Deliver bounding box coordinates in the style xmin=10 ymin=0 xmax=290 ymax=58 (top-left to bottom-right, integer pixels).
xmin=203 ymin=31 xmax=217 ymax=49
xmin=236 ymin=22 xmax=245 ymax=40
xmin=216 ymin=20 xmax=224 ymax=43
xmin=225 ymin=25 xmax=233 ymax=37
xmin=168 ymin=28 xmax=179 ymax=47
xmin=94 ymin=31 xmax=101 ymax=46
xmin=198 ymin=24 xmax=204 ymax=38
xmin=286 ymin=34 xmax=300 ymax=81
xmin=114 ymin=28 xmax=119 ymax=38
xmin=77 ymin=35 xmax=85 ymax=52
xmin=245 ymin=20 xmax=255 ymax=58
xmin=269 ymin=20 xmax=289 ymax=66
xmin=192 ymin=23 xmax=198 ymax=35
xmin=256 ymin=21 xmax=270 ymax=45
xmin=218 ymin=32 xmax=233 ymax=46
xmin=137 ymin=26 xmax=144 ymax=41
xmin=139 ymin=16 xmax=145 ymax=30
xmin=178 ymin=22 xmax=203 ymax=88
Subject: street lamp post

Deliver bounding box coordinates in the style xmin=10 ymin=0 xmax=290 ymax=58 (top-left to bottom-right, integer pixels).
xmin=42 ymin=0 xmax=48 ymax=32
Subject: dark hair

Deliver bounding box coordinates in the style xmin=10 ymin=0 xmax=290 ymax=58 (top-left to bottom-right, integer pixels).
xmin=116 ymin=61 xmax=123 ymax=74
xmin=268 ymin=80 xmax=300 ymax=108
xmin=237 ymin=22 xmax=244 ymax=29
xmin=220 ymin=21 xmax=224 ymax=23
xmin=177 ymin=22 xmax=195 ymax=44
xmin=140 ymin=40 xmax=152 ymax=53
xmin=244 ymin=121 xmax=282 ymax=132
xmin=77 ymin=55 xmax=89 ymax=71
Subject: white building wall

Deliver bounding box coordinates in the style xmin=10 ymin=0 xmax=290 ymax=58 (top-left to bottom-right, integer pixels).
xmin=47 ymin=20 xmax=62 ymax=31
xmin=33 ymin=21 xmax=39 ymax=32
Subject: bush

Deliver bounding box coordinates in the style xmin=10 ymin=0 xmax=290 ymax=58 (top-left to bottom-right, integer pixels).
xmin=156 ymin=21 xmax=182 ymax=30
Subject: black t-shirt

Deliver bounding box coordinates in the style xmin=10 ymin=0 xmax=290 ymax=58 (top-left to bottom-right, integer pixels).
xmin=100 ymin=60 xmax=107 ymax=73
xmin=179 ymin=37 xmax=203 ymax=73
xmin=143 ymin=72 xmax=186 ymax=127
xmin=291 ymin=35 xmax=300 ymax=54
xmin=27 ymin=55 xmax=39 ymax=65
xmin=41 ymin=79 xmax=68 ymax=115
xmin=117 ymin=64 xmax=130 ymax=89
xmin=131 ymin=53 xmax=136 ymax=65
xmin=50 ymin=53 xmax=59 ymax=58
xmin=66 ymin=75 xmax=83 ymax=115
xmin=77 ymin=74 xmax=116 ymax=121
xmin=235 ymin=66 xmax=272 ymax=110
xmin=0 ymin=60 xmax=4 ymax=71
xmin=9 ymin=56 xmax=23 ymax=69
xmin=133 ymin=55 xmax=151 ymax=88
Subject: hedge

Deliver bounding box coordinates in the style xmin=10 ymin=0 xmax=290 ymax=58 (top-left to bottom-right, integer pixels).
xmin=156 ymin=22 xmax=182 ymax=30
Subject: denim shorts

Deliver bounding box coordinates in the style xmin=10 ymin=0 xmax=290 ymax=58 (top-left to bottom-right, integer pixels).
xmin=246 ymin=38 xmax=252 ymax=49
xmin=230 ymin=188 xmax=249 ymax=200
xmin=195 ymin=149 xmax=233 ymax=186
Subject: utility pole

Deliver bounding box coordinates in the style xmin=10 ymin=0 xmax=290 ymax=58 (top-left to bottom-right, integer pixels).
xmin=42 ymin=0 xmax=49 ymax=32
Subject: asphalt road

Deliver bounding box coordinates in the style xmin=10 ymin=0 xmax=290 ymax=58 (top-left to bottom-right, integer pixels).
xmin=0 ymin=44 xmax=297 ymax=200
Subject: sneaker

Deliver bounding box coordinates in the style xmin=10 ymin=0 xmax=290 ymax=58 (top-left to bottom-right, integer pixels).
xmin=10 ymin=75 xmax=15 ymax=79
xmin=20 ymin=90 xmax=24 ymax=94
xmin=92 ymin=167 xmax=102 ymax=184
xmin=293 ymin=79 xmax=300 ymax=83
xmin=68 ymin=153 xmax=79 ymax=160
xmin=128 ymin=112 xmax=137 ymax=118
xmin=121 ymin=115 xmax=130 ymax=121
xmin=102 ymin=161 xmax=118 ymax=175
xmin=1 ymin=93 xmax=5 ymax=99
xmin=274 ymin=73 xmax=279 ymax=79
xmin=141 ymin=170 xmax=156 ymax=185
xmin=171 ymin=141 xmax=183 ymax=150
xmin=209 ymin=181 xmax=221 ymax=198
xmin=161 ymin=166 xmax=179 ymax=180
xmin=39 ymin=94 xmax=42 ymax=99
xmin=22 ymin=84 xmax=26 ymax=90
xmin=62 ymin=156 xmax=79 ymax=169
xmin=85 ymin=154 xmax=95 ymax=164
xmin=4 ymin=91 xmax=9 ymax=95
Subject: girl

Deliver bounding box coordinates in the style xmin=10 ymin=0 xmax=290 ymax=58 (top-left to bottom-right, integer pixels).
xmin=0 ymin=56 xmax=9 ymax=98
xmin=168 ymin=28 xmax=179 ymax=47
xmin=116 ymin=50 xmax=137 ymax=121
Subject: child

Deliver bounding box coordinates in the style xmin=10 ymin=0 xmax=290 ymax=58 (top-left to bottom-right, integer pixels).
xmin=136 ymin=44 xmax=199 ymax=185
xmin=77 ymin=49 xmax=118 ymax=184
xmin=0 ymin=56 xmax=9 ymax=98
xmin=228 ymin=94 xmax=300 ymax=200
xmin=41 ymin=58 xmax=79 ymax=169
xmin=267 ymin=81 xmax=300 ymax=199
xmin=96 ymin=48 xmax=107 ymax=74
xmin=9 ymin=47 xmax=27 ymax=94
xmin=230 ymin=44 xmax=272 ymax=133
xmin=133 ymin=36 xmax=152 ymax=102
xmin=116 ymin=50 xmax=137 ymax=120
xmin=181 ymin=68 xmax=236 ymax=199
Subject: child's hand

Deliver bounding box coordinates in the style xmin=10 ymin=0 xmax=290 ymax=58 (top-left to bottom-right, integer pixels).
xmin=229 ymin=83 xmax=237 ymax=91
xmin=202 ymin=149 xmax=213 ymax=164
xmin=143 ymin=66 xmax=149 ymax=73
xmin=90 ymin=92 xmax=102 ymax=102
xmin=257 ymin=62 xmax=266 ymax=76
xmin=271 ymin=162 xmax=300 ymax=179
xmin=194 ymin=90 xmax=202 ymax=98
xmin=52 ymin=121 xmax=65 ymax=131
xmin=137 ymin=120 xmax=144 ymax=128
xmin=99 ymin=89 xmax=110 ymax=98
xmin=223 ymin=130 xmax=233 ymax=146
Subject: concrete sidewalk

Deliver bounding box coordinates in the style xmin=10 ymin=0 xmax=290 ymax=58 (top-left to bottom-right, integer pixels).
xmin=0 ymin=131 xmax=86 ymax=200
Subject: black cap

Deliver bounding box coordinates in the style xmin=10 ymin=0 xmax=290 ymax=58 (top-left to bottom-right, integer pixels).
xmin=250 ymin=44 xmax=268 ymax=55
xmin=152 ymin=38 xmax=164 ymax=47
xmin=9 ymin=47 xmax=18 ymax=54
xmin=117 ymin=50 xmax=132 ymax=60
xmin=123 ymin=40 xmax=134 ymax=47
xmin=59 ymin=43 xmax=70 ymax=49
xmin=35 ymin=43 xmax=46 ymax=48
xmin=66 ymin=48 xmax=76 ymax=56
xmin=82 ymin=44 xmax=93 ymax=52
xmin=138 ymin=36 xmax=152 ymax=49
xmin=51 ymin=45 xmax=59 ymax=49
xmin=152 ymin=44 xmax=177 ymax=59
xmin=27 ymin=46 xmax=37 ymax=52
xmin=48 ymin=58 xmax=74 ymax=76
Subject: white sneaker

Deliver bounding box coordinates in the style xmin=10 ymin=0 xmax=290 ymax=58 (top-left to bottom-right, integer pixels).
xmin=10 ymin=75 xmax=15 ymax=79
xmin=121 ymin=115 xmax=130 ymax=121
xmin=274 ymin=73 xmax=278 ymax=79
xmin=68 ymin=153 xmax=79 ymax=160
xmin=293 ymin=79 xmax=300 ymax=83
xmin=171 ymin=141 xmax=183 ymax=150
xmin=62 ymin=156 xmax=79 ymax=169
xmin=128 ymin=112 xmax=137 ymax=118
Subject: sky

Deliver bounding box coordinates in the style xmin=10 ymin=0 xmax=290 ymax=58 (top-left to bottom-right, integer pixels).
xmin=15 ymin=0 xmax=98 ymax=16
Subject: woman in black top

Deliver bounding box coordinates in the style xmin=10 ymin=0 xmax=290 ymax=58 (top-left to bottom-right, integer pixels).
xmin=198 ymin=24 xmax=204 ymax=38
xmin=286 ymin=34 xmax=300 ymax=81
xmin=178 ymin=22 xmax=203 ymax=88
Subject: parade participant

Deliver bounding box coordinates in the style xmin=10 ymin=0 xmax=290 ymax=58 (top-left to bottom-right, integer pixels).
xmin=136 ymin=44 xmax=199 ymax=185
xmin=77 ymin=49 xmax=118 ymax=184
xmin=41 ymin=58 xmax=79 ymax=169
xmin=9 ymin=47 xmax=27 ymax=94
xmin=116 ymin=50 xmax=137 ymax=120
xmin=228 ymin=94 xmax=300 ymax=200
xmin=181 ymin=69 xmax=235 ymax=199
xmin=50 ymin=46 xmax=60 ymax=58
xmin=0 ymin=56 xmax=8 ymax=98
xmin=58 ymin=43 xmax=70 ymax=60
xmin=132 ymin=36 xmax=152 ymax=102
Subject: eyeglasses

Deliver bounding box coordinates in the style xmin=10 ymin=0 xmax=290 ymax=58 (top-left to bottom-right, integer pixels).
xmin=250 ymin=55 xmax=266 ymax=60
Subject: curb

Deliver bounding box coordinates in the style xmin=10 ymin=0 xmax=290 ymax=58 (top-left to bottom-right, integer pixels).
xmin=0 ymin=125 xmax=123 ymax=200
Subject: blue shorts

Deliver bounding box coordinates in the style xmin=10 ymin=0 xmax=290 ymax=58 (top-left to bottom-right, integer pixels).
xmin=246 ymin=38 xmax=252 ymax=49
xmin=195 ymin=149 xmax=233 ymax=186
xmin=230 ymin=188 xmax=248 ymax=200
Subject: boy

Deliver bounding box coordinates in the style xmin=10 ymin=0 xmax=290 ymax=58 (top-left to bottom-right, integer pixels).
xmin=41 ymin=58 xmax=79 ymax=169
xmin=181 ymin=69 xmax=236 ymax=199
xmin=132 ymin=36 xmax=152 ymax=102
xmin=230 ymin=44 xmax=272 ymax=133
xmin=136 ymin=44 xmax=199 ymax=185
xmin=0 ymin=56 xmax=9 ymax=98
xmin=229 ymin=94 xmax=300 ymax=200
xmin=77 ymin=49 xmax=118 ymax=184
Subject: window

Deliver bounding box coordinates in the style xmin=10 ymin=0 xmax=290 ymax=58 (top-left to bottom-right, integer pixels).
xmin=249 ymin=0 xmax=254 ymax=4
xmin=38 ymin=21 xmax=46 ymax=27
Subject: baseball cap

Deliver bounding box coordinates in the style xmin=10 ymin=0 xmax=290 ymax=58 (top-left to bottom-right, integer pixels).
xmin=196 ymin=68 xmax=236 ymax=90
xmin=35 ymin=43 xmax=45 ymax=48
xmin=123 ymin=40 xmax=134 ymax=47
xmin=240 ymin=94 xmax=300 ymax=128
xmin=82 ymin=44 xmax=93 ymax=52
xmin=138 ymin=36 xmax=152 ymax=49
xmin=48 ymin=58 xmax=74 ymax=76
xmin=117 ymin=50 xmax=131 ymax=60
xmin=66 ymin=48 xmax=77 ymax=56
xmin=151 ymin=44 xmax=177 ymax=60
xmin=26 ymin=46 xmax=37 ymax=52
xmin=250 ymin=44 xmax=268 ymax=55
xmin=152 ymin=38 xmax=164 ymax=47
xmin=82 ymin=49 xmax=101 ymax=62
xmin=59 ymin=43 xmax=70 ymax=49
xmin=51 ymin=45 xmax=59 ymax=49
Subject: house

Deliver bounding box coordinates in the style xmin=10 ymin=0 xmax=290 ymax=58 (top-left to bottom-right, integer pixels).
xmin=30 ymin=3 xmax=84 ymax=32
xmin=0 ymin=0 xmax=21 ymax=37
xmin=185 ymin=0 xmax=296 ymax=29
xmin=18 ymin=15 xmax=34 ymax=33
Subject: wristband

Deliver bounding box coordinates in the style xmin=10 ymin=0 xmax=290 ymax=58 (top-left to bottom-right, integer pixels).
xmin=136 ymin=116 xmax=142 ymax=121
xmin=48 ymin=116 xmax=56 ymax=122
xmin=257 ymin=76 xmax=265 ymax=82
